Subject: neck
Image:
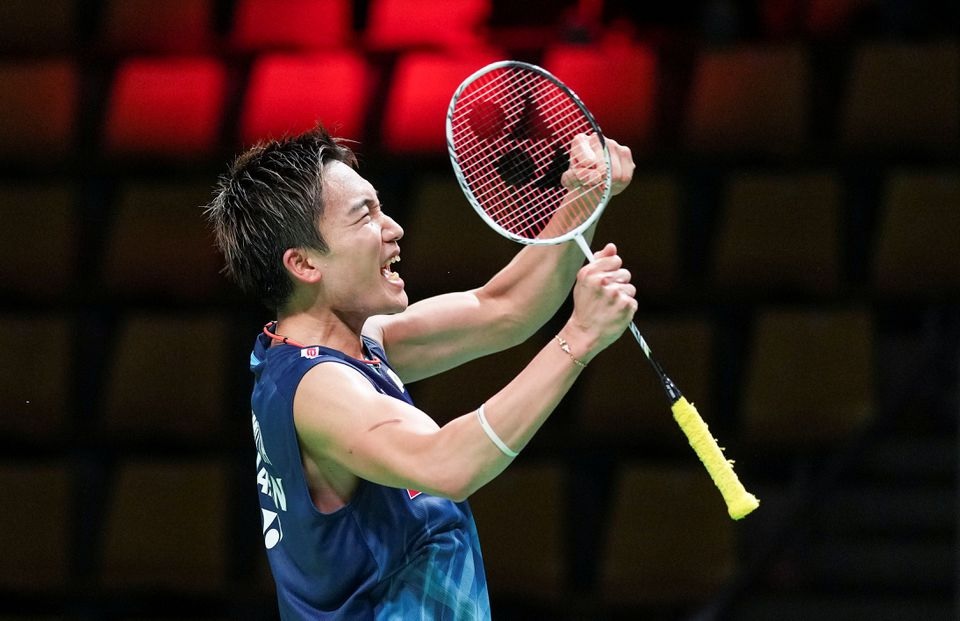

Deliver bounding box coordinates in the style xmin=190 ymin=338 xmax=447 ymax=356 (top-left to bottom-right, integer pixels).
xmin=274 ymin=310 xmax=367 ymax=359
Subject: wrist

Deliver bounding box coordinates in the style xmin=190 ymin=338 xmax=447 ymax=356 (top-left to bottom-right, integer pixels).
xmin=557 ymin=322 xmax=599 ymax=365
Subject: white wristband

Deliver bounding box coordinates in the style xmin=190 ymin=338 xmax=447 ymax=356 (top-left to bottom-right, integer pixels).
xmin=476 ymin=404 xmax=519 ymax=458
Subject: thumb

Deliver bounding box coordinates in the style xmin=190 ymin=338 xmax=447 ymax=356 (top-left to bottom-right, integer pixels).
xmin=593 ymin=242 xmax=617 ymax=259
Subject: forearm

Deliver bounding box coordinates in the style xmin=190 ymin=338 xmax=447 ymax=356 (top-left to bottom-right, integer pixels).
xmin=432 ymin=322 xmax=593 ymax=499
xmin=478 ymin=221 xmax=596 ymax=341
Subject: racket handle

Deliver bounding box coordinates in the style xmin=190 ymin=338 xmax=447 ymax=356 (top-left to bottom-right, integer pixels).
xmin=671 ymin=396 xmax=760 ymax=520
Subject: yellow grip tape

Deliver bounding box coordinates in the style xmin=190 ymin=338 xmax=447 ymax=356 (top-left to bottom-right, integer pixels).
xmin=671 ymin=396 xmax=760 ymax=520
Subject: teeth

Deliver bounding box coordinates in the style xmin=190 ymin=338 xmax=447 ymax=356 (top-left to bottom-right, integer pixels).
xmin=382 ymin=256 xmax=401 ymax=281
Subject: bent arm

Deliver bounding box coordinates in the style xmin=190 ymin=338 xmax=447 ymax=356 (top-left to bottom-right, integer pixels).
xmin=298 ymin=250 xmax=636 ymax=501
xmin=367 ymin=138 xmax=634 ymax=382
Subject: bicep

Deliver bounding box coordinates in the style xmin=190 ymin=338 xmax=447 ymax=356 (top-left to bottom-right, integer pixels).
xmin=294 ymin=363 xmax=450 ymax=494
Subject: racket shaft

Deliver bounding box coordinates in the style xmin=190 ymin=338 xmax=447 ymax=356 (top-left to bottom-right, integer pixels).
xmin=572 ymin=234 xmax=678 ymax=400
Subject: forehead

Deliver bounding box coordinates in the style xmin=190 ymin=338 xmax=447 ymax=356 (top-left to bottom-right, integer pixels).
xmin=322 ymin=160 xmax=376 ymax=217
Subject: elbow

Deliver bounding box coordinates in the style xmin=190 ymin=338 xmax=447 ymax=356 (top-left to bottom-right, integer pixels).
xmin=426 ymin=468 xmax=479 ymax=503
xmin=436 ymin=480 xmax=474 ymax=504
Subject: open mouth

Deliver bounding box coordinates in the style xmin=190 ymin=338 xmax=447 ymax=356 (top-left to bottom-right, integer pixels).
xmin=381 ymin=255 xmax=402 ymax=283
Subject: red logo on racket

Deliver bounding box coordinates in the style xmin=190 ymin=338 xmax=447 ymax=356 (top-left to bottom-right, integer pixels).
xmin=469 ymin=95 xmax=570 ymax=190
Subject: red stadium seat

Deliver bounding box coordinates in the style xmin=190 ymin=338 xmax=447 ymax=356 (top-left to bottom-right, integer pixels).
xmin=382 ymin=52 xmax=501 ymax=153
xmin=364 ymin=0 xmax=491 ymax=52
xmin=104 ymin=57 xmax=226 ymax=158
xmin=542 ymin=38 xmax=658 ymax=149
xmin=0 ymin=60 xmax=78 ymax=161
xmin=99 ymin=0 xmax=214 ymax=54
xmin=241 ymin=52 xmax=372 ymax=145
xmin=230 ymin=0 xmax=353 ymax=51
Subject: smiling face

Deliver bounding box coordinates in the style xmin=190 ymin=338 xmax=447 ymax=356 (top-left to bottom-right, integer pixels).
xmin=313 ymin=161 xmax=407 ymax=322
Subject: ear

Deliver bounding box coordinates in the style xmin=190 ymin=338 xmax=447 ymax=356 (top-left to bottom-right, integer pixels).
xmin=282 ymin=247 xmax=323 ymax=285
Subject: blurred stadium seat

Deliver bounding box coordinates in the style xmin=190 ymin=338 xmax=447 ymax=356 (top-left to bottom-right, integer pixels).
xmin=592 ymin=173 xmax=682 ymax=296
xmin=240 ymin=52 xmax=372 ymax=145
xmin=542 ymin=38 xmax=658 ymax=149
xmin=841 ymin=41 xmax=959 ymax=154
xmin=872 ymin=170 xmax=960 ymax=296
xmin=0 ymin=462 xmax=71 ymax=591
xmin=230 ymin=0 xmax=353 ymax=51
xmin=101 ymin=313 xmax=228 ymax=441
xmin=382 ymin=51 xmax=502 ymax=153
xmin=101 ymin=180 xmax=225 ymax=300
xmin=711 ymin=171 xmax=842 ymax=297
xmin=364 ymin=0 xmax=491 ymax=52
xmin=684 ymin=44 xmax=809 ymax=156
xmin=398 ymin=174 xmax=518 ymax=295
xmin=104 ymin=57 xmax=226 ymax=158
xmin=0 ymin=315 xmax=72 ymax=440
xmin=99 ymin=0 xmax=214 ymax=54
xmin=469 ymin=461 xmax=566 ymax=602
xmin=100 ymin=457 xmax=228 ymax=591
xmin=577 ymin=316 xmax=714 ymax=445
xmin=741 ymin=307 xmax=874 ymax=449
xmin=0 ymin=60 xmax=78 ymax=161
xmin=0 ymin=182 xmax=76 ymax=299
xmin=0 ymin=0 xmax=75 ymax=52
xmin=598 ymin=463 xmax=735 ymax=606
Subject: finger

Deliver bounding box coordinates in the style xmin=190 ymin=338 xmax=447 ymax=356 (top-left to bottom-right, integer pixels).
xmin=592 ymin=242 xmax=617 ymax=259
xmin=570 ymin=134 xmax=598 ymax=168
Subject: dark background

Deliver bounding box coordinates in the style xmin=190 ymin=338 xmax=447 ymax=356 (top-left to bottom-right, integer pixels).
xmin=0 ymin=0 xmax=957 ymax=619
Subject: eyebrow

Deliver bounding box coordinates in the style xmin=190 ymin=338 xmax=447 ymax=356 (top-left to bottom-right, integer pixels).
xmin=348 ymin=193 xmax=381 ymax=216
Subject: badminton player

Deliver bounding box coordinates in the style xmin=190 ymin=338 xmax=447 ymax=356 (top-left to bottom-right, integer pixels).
xmin=205 ymin=126 xmax=636 ymax=619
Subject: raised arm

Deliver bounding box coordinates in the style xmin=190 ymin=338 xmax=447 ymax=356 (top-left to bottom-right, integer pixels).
xmin=365 ymin=137 xmax=634 ymax=382
xmin=296 ymin=244 xmax=636 ymax=500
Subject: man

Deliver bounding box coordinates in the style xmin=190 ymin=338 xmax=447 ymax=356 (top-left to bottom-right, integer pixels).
xmin=206 ymin=125 xmax=637 ymax=619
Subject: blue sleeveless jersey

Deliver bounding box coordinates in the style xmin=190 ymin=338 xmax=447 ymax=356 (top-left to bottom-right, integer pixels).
xmin=249 ymin=327 xmax=490 ymax=620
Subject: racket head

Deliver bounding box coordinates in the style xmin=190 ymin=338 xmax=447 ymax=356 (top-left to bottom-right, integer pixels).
xmin=446 ymin=61 xmax=612 ymax=246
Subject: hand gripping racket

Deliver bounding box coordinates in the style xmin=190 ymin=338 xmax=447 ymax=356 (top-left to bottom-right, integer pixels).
xmin=446 ymin=61 xmax=759 ymax=519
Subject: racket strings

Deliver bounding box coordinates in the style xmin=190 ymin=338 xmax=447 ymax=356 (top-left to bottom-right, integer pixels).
xmin=450 ymin=66 xmax=609 ymax=241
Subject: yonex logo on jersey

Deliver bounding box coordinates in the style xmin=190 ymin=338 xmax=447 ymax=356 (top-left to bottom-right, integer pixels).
xmin=301 ymin=346 xmax=321 ymax=359
xmin=407 ymin=489 xmax=422 ymax=499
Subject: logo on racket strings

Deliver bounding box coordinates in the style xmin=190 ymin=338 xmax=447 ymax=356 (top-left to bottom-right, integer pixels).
xmin=467 ymin=95 xmax=570 ymax=190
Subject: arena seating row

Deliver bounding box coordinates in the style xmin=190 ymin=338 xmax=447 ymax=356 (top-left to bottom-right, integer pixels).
xmin=2 ymin=169 xmax=955 ymax=304
xmin=0 ymin=39 xmax=955 ymax=158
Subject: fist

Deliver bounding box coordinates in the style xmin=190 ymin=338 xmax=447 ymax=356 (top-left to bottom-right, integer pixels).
xmin=568 ymin=243 xmax=638 ymax=354
xmin=561 ymin=134 xmax=635 ymax=196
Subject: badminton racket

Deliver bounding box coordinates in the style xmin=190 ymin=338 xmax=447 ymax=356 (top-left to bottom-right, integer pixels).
xmin=446 ymin=60 xmax=759 ymax=520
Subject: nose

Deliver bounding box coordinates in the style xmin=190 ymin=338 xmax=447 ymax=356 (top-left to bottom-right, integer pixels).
xmin=382 ymin=213 xmax=404 ymax=242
